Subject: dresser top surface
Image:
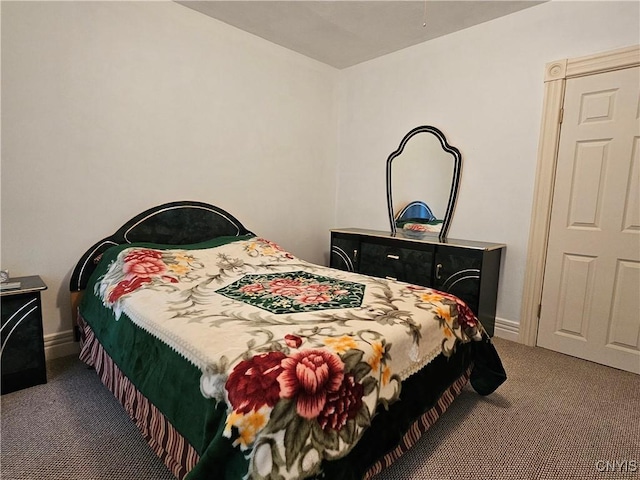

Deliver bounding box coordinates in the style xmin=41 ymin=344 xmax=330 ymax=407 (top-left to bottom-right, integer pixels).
xmin=331 ymin=228 xmax=506 ymax=251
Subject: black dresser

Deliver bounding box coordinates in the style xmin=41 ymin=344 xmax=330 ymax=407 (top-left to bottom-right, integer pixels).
xmin=330 ymin=229 xmax=505 ymax=336
xmin=1 ymin=275 xmax=48 ymax=394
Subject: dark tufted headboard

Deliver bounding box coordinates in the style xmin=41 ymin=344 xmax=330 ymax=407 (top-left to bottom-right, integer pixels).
xmin=69 ymin=200 xmax=253 ymax=293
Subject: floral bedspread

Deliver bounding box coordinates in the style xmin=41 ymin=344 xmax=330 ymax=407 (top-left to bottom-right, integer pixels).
xmin=94 ymin=237 xmax=483 ymax=480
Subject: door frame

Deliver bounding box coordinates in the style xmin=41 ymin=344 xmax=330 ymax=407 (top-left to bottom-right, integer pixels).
xmin=519 ymin=45 xmax=640 ymax=346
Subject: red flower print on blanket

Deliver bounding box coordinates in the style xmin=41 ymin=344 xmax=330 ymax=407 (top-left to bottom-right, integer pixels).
xmin=100 ymin=247 xmax=197 ymax=308
xmin=107 ymin=249 xmax=177 ymax=303
xmin=317 ymin=372 xmax=364 ymax=432
xmin=278 ymin=349 xmax=345 ymax=419
xmin=122 ymin=249 xmax=166 ymax=276
xmin=222 ymin=340 xmax=377 ymax=480
xmin=227 ymin=351 xmax=287 ymax=414
xmin=107 ymin=276 xmax=152 ymax=303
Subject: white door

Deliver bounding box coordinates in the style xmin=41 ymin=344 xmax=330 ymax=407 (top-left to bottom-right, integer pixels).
xmin=537 ymin=66 xmax=640 ymax=374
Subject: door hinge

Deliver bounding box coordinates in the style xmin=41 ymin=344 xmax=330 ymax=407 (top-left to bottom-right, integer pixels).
xmin=537 ymin=303 xmax=542 ymax=318
xmin=559 ymin=108 xmax=564 ymax=124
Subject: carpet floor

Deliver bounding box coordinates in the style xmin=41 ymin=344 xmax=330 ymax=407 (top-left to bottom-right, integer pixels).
xmin=1 ymin=337 xmax=638 ymax=480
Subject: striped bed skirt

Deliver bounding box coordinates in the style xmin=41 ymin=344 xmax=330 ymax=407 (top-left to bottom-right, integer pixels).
xmin=79 ymin=315 xmax=198 ymax=480
xmin=78 ymin=314 xmax=471 ymax=480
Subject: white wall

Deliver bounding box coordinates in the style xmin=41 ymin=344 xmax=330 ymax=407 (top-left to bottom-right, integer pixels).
xmin=335 ymin=0 xmax=640 ymax=333
xmin=3 ymin=1 xmax=639 ymax=354
xmin=1 ymin=1 xmax=338 ymax=352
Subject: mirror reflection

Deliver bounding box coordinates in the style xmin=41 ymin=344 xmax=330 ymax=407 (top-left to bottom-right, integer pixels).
xmin=386 ymin=126 xmax=461 ymax=240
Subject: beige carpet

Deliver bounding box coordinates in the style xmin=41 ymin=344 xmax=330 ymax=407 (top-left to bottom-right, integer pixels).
xmin=1 ymin=338 xmax=638 ymax=480
xmin=373 ymin=338 xmax=640 ymax=480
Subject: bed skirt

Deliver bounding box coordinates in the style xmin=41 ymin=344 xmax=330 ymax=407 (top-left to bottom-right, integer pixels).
xmin=79 ymin=315 xmax=199 ymax=480
xmin=79 ymin=314 xmax=472 ymax=480
xmin=362 ymin=368 xmax=470 ymax=479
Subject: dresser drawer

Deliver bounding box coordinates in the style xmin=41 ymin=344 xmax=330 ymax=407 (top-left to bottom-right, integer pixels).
xmin=360 ymin=241 xmax=434 ymax=286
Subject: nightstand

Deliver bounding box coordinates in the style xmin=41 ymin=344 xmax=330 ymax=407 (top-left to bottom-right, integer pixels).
xmin=1 ymin=275 xmax=48 ymax=394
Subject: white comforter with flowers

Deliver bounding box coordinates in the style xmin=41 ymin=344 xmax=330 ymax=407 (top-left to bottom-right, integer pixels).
xmin=94 ymin=237 xmax=482 ymax=480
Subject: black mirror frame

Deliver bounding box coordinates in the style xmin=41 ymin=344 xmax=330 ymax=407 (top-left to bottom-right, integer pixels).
xmin=386 ymin=125 xmax=462 ymax=241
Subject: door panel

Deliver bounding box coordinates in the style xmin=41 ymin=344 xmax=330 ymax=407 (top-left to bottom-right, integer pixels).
xmin=622 ymin=137 xmax=640 ymax=233
xmin=554 ymin=253 xmax=595 ymax=339
xmin=537 ymin=66 xmax=640 ymax=373
xmin=607 ymin=260 xmax=640 ymax=350
xmin=567 ymin=140 xmax=608 ymax=228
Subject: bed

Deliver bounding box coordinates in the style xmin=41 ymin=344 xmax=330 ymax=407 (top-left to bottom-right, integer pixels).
xmin=70 ymin=200 xmax=506 ymax=480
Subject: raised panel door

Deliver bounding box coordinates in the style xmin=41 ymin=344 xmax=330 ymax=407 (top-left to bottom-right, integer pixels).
xmin=537 ymin=66 xmax=640 ymax=373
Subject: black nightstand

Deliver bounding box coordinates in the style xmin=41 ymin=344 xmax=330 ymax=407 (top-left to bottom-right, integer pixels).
xmin=1 ymin=275 xmax=48 ymax=394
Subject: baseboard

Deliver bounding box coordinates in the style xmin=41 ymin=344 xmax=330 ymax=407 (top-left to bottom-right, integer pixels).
xmin=44 ymin=330 xmax=80 ymax=360
xmin=493 ymin=317 xmax=520 ymax=342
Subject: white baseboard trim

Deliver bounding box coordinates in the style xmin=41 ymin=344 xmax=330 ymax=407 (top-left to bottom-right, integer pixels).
xmin=44 ymin=329 xmax=80 ymax=360
xmin=493 ymin=317 xmax=520 ymax=342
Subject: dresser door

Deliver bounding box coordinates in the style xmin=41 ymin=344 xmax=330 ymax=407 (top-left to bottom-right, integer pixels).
xmin=1 ymin=292 xmax=47 ymax=393
xmin=330 ymin=233 xmax=360 ymax=272
xmin=433 ymin=247 xmax=483 ymax=314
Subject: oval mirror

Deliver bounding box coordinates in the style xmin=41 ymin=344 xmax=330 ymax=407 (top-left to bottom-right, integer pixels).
xmin=386 ymin=126 xmax=462 ymax=240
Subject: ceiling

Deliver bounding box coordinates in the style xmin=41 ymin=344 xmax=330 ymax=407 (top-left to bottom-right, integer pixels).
xmin=177 ymin=1 xmax=545 ymax=69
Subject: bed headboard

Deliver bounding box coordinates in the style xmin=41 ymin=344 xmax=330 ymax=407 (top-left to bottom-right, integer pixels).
xmin=69 ymin=201 xmax=253 ymax=292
